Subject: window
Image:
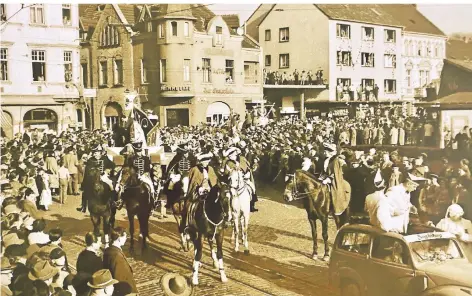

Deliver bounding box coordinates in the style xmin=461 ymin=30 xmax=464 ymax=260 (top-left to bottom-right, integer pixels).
xmin=372 ymin=236 xmax=410 ymax=266
xmin=62 ymin=4 xmax=71 ymax=25
xmin=265 ymin=55 xmax=271 ymax=67
xmin=384 ymin=79 xmax=396 ymax=94
xmin=30 ymin=4 xmax=44 ymax=24
xmin=1 ymin=48 xmax=8 ymax=81
xmin=32 ymin=50 xmax=46 ymax=81
xmin=244 ymin=61 xmax=259 ymax=84
xmin=1 ymin=4 xmax=6 ymax=21
xmin=158 ymin=23 xmax=164 ymax=38
xmin=337 ymin=78 xmax=351 ymax=87
xmin=418 ymin=42 xmax=423 ymax=56
xmin=336 ymin=24 xmax=351 ymax=38
xmin=406 ymin=69 xmax=411 ymax=88
xmin=419 ymin=70 xmax=424 ymax=86
xmin=64 ymin=51 xmax=72 ymax=82
xmin=279 ymin=54 xmax=289 ymax=68
xmin=183 ymin=59 xmax=190 ymax=82
xmin=81 ymin=63 xmax=88 ymax=88
xmin=361 ymin=52 xmax=375 ymax=67
xmin=146 ymin=21 xmax=153 ymax=32
xmin=160 ymin=59 xmax=166 ymax=83
xmin=434 ymin=45 xmax=439 ymax=57
xmin=99 ymin=61 xmax=107 ymax=86
xmin=384 ymin=54 xmax=396 ymax=68
xmin=279 ymin=27 xmax=289 ymax=42
xmin=113 ymin=60 xmax=123 ymax=85
xmin=362 ymin=26 xmax=374 ymax=41
xmin=171 ymin=21 xmax=177 ymax=36
xmin=361 ymin=79 xmax=374 ymax=89
xmin=141 ymin=59 xmax=148 ymax=83
xmin=184 ymin=22 xmax=189 ymax=37
xmin=384 ymin=29 xmax=396 ymax=43
xmin=100 ymin=25 xmax=119 ymax=47
xmin=225 ymin=60 xmax=234 ymax=83
xmin=215 ymin=26 xmax=223 ymax=45
xmin=265 ymin=29 xmax=271 ymax=41
xmin=338 ymin=232 xmax=371 ymax=255
xmin=425 ymin=70 xmax=430 ymax=85
xmin=337 ymin=51 xmax=352 ymax=66
xmin=202 ymin=58 xmax=211 ymax=83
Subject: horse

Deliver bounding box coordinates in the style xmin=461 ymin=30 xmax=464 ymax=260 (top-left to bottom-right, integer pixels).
xmin=185 ymin=185 xmax=231 ymax=286
xmin=227 ymin=168 xmax=252 ymax=253
xmin=284 ymin=170 xmax=349 ymax=261
xmin=118 ymin=166 xmax=152 ymax=252
xmin=162 ymin=177 xmax=187 ymax=246
xmin=84 ymin=167 xmax=113 ymax=246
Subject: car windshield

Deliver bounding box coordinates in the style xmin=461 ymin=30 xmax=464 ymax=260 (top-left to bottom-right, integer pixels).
xmin=410 ymin=238 xmax=464 ymax=263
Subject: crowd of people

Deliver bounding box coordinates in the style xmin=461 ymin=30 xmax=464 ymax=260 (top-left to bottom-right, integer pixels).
xmin=263 ymin=68 xmax=326 ymax=85
xmin=1 ymin=110 xmax=472 ymax=294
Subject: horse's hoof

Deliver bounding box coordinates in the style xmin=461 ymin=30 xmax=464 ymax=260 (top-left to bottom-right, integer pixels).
xmin=322 ymin=256 xmax=330 ymax=262
xmin=221 ymin=274 xmax=228 ymax=283
xmin=244 ymin=249 xmax=250 ymax=255
xmin=192 ymin=277 xmax=199 ymax=286
xmin=311 ymin=254 xmax=319 ymax=260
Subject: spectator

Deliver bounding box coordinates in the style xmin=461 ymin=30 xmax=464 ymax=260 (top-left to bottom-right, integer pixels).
xmin=77 ymin=232 xmax=103 ymax=276
xmin=87 ymin=269 xmax=118 ymax=296
xmin=424 ymin=121 xmax=434 ymax=147
xmin=63 ymin=147 xmax=79 ymax=196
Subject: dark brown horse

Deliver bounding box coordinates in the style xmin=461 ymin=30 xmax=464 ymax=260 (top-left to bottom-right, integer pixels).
xmin=118 ymin=166 xmax=152 ymax=252
xmin=284 ymin=170 xmax=349 ymax=261
xmin=162 ymin=178 xmax=186 ymax=247
xmin=84 ymin=167 xmax=113 ymax=245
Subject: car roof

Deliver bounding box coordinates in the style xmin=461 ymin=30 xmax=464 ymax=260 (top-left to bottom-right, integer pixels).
xmin=338 ymin=224 xmax=446 ymax=241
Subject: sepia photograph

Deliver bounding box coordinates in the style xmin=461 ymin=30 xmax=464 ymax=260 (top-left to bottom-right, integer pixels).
xmin=1 ymin=1 xmax=472 ymax=295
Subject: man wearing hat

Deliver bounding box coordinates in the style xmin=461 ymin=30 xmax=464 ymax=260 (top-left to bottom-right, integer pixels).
xmin=63 ymin=146 xmax=79 ymax=196
xmin=78 ymin=144 xmax=115 ymax=213
xmin=1 ymin=257 xmax=15 ymax=295
xmin=87 ymin=269 xmax=118 ymax=296
xmin=365 ymin=169 xmax=388 ymax=228
xmin=179 ymin=152 xmax=218 ymax=250
xmin=28 ymin=260 xmax=59 ymax=292
xmin=165 ymin=141 xmax=194 ymax=201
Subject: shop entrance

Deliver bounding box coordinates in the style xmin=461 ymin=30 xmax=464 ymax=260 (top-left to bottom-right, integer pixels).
xmin=166 ymin=109 xmax=189 ymax=127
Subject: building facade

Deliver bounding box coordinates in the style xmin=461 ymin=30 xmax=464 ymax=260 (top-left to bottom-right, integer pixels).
xmin=79 ymin=4 xmax=263 ymax=129
xmin=1 ymin=3 xmax=81 ymax=138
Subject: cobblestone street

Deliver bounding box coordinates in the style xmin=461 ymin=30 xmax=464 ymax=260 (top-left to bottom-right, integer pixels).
xmin=42 ymin=181 xmax=339 ymax=296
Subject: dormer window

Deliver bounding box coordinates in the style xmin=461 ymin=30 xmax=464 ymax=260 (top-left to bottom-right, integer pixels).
xmin=62 ymin=4 xmax=71 ymax=25
xmin=216 ymin=26 xmax=223 ymax=45
xmin=99 ymin=25 xmax=120 ymax=47
xmin=171 ymin=21 xmax=177 ymax=36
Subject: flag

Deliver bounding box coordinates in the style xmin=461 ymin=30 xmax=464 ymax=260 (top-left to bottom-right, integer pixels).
xmin=132 ymin=107 xmax=154 ymax=137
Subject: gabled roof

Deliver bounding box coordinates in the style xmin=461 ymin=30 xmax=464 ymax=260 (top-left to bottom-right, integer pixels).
xmin=245 ymin=4 xmax=275 ymax=42
xmin=221 ymin=14 xmax=240 ymax=29
xmin=315 ymin=4 xmax=404 ymax=28
xmin=79 ymin=4 xmax=102 ymax=32
xmin=242 ymin=34 xmax=259 ymax=49
xmin=446 ymin=38 xmax=472 ymax=61
xmin=446 ymin=58 xmax=472 ymax=73
xmin=159 ymin=4 xmax=194 ymax=18
xmin=433 ymin=92 xmax=472 ymax=104
xmin=117 ymin=4 xmax=139 ymax=25
xmin=381 ymin=4 xmax=445 ymax=36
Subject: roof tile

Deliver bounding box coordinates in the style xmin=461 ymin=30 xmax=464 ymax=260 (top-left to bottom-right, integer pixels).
xmin=381 ymin=5 xmax=445 ymax=36
xmin=446 ymin=38 xmax=472 ymax=61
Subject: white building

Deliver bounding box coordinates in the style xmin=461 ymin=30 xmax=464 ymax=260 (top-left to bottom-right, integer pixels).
xmin=382 ymin=5 xmax=447 ymax=100
xmin=1 ymin=3 xmax=82 ymax=139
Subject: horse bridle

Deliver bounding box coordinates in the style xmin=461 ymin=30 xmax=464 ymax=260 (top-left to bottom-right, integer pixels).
xmin=285 ymin=172 xmax=314 ymax=201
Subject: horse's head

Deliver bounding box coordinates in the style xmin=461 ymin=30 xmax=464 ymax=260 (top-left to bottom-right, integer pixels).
xmin=120 ymin=166 xmax=139 ymax=188
xmin=207 ymin=185 xmax=231 ymax=223
xmin=283 ymin=172 xmax=296 ymax=202
xmin=228 ymin=168 xmax=244 ymax=190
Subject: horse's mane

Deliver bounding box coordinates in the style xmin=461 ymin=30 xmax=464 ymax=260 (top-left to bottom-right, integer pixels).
xmin=296 ymin=170 xmax=322 ymax=188
xmin=122 ymin=166 xmax=140 ymax=187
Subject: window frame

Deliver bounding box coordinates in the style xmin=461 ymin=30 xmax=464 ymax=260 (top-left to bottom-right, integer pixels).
xmin=361 ymin=78 xmax=375 ymax=89
xmin=384 ymin=29 xmax=396 ymax=43
xmin=337 ymin=231 xmax=372 ymax=255
xmin=30 ymin=4 xmax=45 ymax=25
xmin=384 ymin=54 xmax=396 ymax=68
xmin=244 ymin=61 xmax=259 ymax=85
xmin=279 ymin=27 xmax=289 ymax=42
xmin=31 ymin=49 xmax=46 ymax=82
xmin=171 ymin=21 xmax=178 ymax=36
xmin=265 ymin=55 xmax=271 ymax=67
xmin=362 ymin=26 xmax=374 ymax=41
xmin=384 ymin=79 xmax=397 ymax=94
xmin=113 ymin=59 xmax=123 ymax=86
xmin=63 ymin=50 xmax=73 ymax=82
xmin=225 ymin=59 xmax=234 ymax=84
xmin=81 ymin=63 xmax=88 ymax=88
xmin=183 ymin=59 xmax=191 ymax=82
xmin=371 ymin=236 xmax=412 ymax=267
xmin=215 ymin=26 xmax=223 ymax=45
xmin=62 ymin=4 xmax=71 ymax=26
xmin=140 ymin=59 xmax=148 ymax=84
xmin=406 ymin=69 xmax=411 ymax=88
xmin=184 ymin=22 xmax=190 ymax=37
xmin=279 ymin=53 xmax=289 ymax=69
xmin=1 ymin=48 xmax=8 ymax=81
xmin=99 ymin=60 xmax=108 ymax=86
xmin=361 ymin=52 xmax=375 ymax=68
xmin=265 ymin=29 xmax=271 ymax=41
xmin=202 ymin=58 xmax=211 ymax=83
xmin=336 ymin=51 xmax=352 ymax=66
xmin=160 ymin=59 xmax=167 ymax=83
xmin=336 ymin=23 xmax=351 ymax=39
xmin=1 ymin=4 xmax=6 ymax=22
xmin=158 ymin=23 xmax=165 ymax=38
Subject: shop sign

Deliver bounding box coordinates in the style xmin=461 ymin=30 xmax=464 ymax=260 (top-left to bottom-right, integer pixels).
xmin=212 ymin=69 xmax=226 ymax=75
xmin=161 ymin=86 xmax=191 ymax=92
xmin=331 ymin=108 xmax=349 ymax=117
xmin=203 ymin=88 xmax=235 ymax=94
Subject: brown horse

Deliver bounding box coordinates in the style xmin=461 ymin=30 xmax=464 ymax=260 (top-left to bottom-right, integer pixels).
xmin=162 ymin=177 xmax=187 ymax=247
xmin=118 ymin=166 xmax=152 ymax=252
xmin=284 ymin=170 xmax=349 ymax=261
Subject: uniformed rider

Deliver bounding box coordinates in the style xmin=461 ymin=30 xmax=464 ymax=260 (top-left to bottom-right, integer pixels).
xmin=77 ymin=144 xmax=115 ymax=213
xmin=165 ymin=142 xmax=194 ymax=198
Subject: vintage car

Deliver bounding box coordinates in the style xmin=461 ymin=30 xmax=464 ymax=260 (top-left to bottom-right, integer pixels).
xmin=329 ymin=224 xmax=472 ymax=296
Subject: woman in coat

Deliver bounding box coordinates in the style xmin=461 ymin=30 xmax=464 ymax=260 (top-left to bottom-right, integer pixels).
xmin=45 ymin=150 xmax=59 ymax=197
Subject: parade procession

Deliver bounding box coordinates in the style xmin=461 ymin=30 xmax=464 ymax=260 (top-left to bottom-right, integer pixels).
xmin=1 ymin=3 xmax=472 ymax=296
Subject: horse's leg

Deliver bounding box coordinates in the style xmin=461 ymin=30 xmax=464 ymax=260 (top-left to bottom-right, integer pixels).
xmin=242 ymin=190 xmax=251 ymax=254
xmin=103 ymin=215 xmax=111 ymax=248
xmin=128 ymin=213 xmax=135 ymax=252
xmin=91 ymin=215 xmax=100 ymax=240
xmin=308 ymin=215 xmax=318 ymax=260
xmin=216 ymin=232 xmax=228 ymax=283
xmin=321 ymin=216 xmax=330 ymax=261
xmin=208 ymin=238 xmax=218 ymax=269
xmin=192 ymin=233 xmax=203 ymax=286
xmin=138 ymin=210 xmax=150 ymax=251
xmin=232 ymin=198 xmax=240 ymax=252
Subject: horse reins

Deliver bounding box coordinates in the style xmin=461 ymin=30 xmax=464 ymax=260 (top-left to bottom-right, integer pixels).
xmin=203 ymin=199 xmax=226 ymax=242
xmin=286 ymin=172 xmax=316 ymax=201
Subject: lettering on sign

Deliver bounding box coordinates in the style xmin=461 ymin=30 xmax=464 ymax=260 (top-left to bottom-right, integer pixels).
xmin=331 ymin=108 xmax=349 ymax=117
xmin=404 ymin=232 xmax=455 ymax=243
xmin=161 ymin=86 xmax=191 ymax=92
xmin=203 ymin=88 xmax=235 ymax=94
xmin=212 ymin=69 xmax=226 ymax=75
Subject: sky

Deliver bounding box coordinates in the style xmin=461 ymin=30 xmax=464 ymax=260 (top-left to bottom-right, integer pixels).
xmin=209 ymin=3 xmax=472 ymax=35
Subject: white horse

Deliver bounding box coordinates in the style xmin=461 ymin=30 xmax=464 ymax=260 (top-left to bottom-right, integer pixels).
xmin=228 ymin=168 xmax=252 ymax=253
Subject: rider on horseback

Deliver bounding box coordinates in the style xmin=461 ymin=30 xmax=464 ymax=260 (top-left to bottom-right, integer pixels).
xmin=165 ymin=142 xmax=194 ymax=201
xmin=77 ymin=144 xmax=115 ymax=212
xmin=179 ymin=152 xmax=218 ymax=250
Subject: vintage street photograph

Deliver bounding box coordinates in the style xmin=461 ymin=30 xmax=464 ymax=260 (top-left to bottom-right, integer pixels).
xmin=1 ymin=1 xmax=472 ymax=295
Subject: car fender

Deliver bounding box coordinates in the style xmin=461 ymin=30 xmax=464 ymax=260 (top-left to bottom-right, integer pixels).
xmin=339 ymin=267 xmax=365 ymax=291
xmin=421 ymin=285 xmax=472 ymax=296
